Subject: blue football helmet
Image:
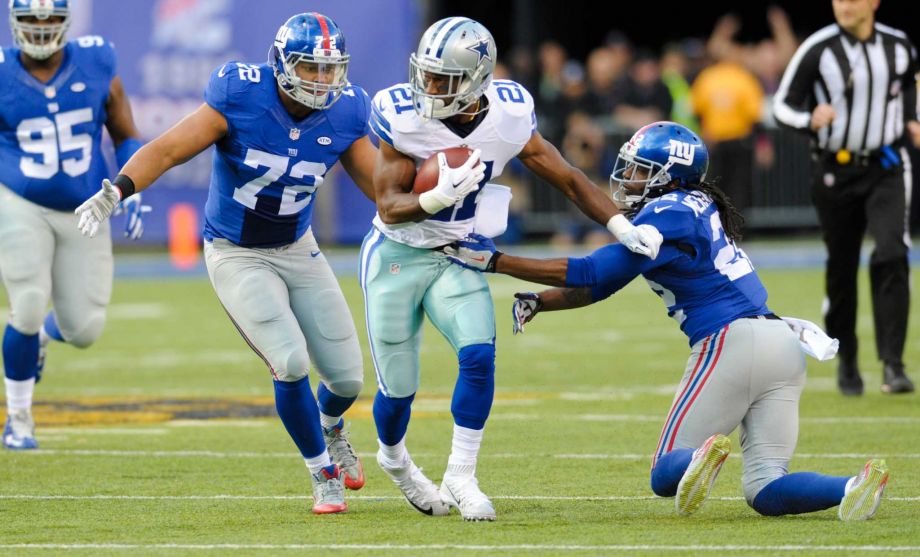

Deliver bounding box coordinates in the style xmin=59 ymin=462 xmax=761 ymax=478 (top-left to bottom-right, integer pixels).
xmin=269 ymin=12 xmax=350 ymax=110
xmin=9 ymin=0 xmax=70 ymax=60
xmin=610 ymin=121 xmax=709 ymax=213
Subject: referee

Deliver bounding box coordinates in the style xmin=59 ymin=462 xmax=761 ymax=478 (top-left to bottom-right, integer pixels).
xmin=774 ymin=0 xmax=918 ymax=396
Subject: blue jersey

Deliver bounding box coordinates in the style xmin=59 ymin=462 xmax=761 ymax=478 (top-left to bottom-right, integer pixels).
xmin=0 ymin=37 xmax=116 ymax=210
xmin=566 ymin=190 xmax=770 ymax=345
xmin=202 ymin=62 xmax=371 ymax=248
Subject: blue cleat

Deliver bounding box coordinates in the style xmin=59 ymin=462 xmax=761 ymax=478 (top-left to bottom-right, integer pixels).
xmin=3 ymin=409 xmax=38 ymax=450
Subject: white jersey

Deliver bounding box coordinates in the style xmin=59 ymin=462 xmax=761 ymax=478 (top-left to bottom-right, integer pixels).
xmin=369 ymin=80 xmax=536 ymax=248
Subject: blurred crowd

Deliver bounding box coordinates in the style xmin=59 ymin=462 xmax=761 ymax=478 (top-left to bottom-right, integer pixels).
xmin=495 ymin=7 xmax=800 ymax=246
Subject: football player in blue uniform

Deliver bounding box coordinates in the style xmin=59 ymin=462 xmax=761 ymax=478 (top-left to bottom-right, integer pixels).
xmin=1 ymin=0 xmax=147 ymax=450
xmin=447 ymin=122 xmax=891 ymax=521
xmin=75 ymin=13 xmax=376 ymax=515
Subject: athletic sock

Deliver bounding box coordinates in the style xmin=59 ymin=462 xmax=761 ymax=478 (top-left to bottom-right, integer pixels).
xmin=272 ymin=376 xmax=326 ymax=462
xmin=650 ymin=448 xmax=694 ymax=497
xmin=751 ymin=472 xmax=850 ymax=516
xmin=446 ymin=423 xmax=484 ymax=475
xmin=4 ymin=378 xmax=35 ymax=413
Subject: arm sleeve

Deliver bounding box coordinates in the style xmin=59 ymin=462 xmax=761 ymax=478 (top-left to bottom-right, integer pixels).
xmin=773 ymin=40 xmax=824 ymax=131
xmin=565 ymin=244 xmax=668 ymax=302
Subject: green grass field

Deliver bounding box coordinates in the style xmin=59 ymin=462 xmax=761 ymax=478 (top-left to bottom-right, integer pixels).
xmin=1 ymin=261 xmax=918 ymax=555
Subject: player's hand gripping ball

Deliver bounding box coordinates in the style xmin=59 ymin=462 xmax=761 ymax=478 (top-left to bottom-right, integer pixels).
xmin=412 ymin=147 xmax=475 ymax=194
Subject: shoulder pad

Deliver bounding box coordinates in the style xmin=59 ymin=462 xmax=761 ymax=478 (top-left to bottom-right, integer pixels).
xmin=488 ymin=79 xmax=536 ymax=119
xmin=371 ymin=83 xmax=419 ymax=145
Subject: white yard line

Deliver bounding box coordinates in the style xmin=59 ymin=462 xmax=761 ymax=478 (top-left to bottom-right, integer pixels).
xmin=1 ymin=494 xmax=917 ymax=502
xmin=16 ymin=449 xmax=920 ymax=460
xmin=1 ymin=544 xmax=919 ymax=552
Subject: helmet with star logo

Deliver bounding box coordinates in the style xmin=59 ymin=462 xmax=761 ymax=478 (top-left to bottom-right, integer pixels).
xmin=409 ymin=17 xmax=496 ymax=120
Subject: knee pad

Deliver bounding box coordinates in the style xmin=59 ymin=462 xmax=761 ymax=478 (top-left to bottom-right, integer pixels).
xmin=271 ymin=346 xmax=310 ymax=382
xmin=8 ymin=287 xmax=47 ymax=334
xmin=325 ymin=379 xmax=363 ymax=399
xmin=64 ymin=312 xmax=106 ymax=349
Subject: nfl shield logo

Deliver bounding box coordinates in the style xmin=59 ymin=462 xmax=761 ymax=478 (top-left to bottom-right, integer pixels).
xmin=390 ymin=263 xmax=401 ymax=275
xmin=289 ymin=128 xmax=301 ymax=140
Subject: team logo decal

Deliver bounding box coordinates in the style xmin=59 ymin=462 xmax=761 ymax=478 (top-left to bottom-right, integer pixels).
xmin=668 ymin=140 xmax=696 ymax=166
xmin=466 ymin=37 xmax=492 ymax=64
xmin=70 ymin=82 xmax=86 ymax=93
xmin=317 ymin=136 xmax=332 ymax=146
xmin=289 ymin=128 xmax=301 ymax=140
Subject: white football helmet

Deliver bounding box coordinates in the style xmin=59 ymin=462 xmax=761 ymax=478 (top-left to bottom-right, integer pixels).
xmin=409 ymin=17 xmax=496 ymax=120
xmin=9 ymin=0 xmax=71 ymax=60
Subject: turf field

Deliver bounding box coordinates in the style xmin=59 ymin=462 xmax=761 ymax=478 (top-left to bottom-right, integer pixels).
xmin=1 ymin=249 xmax=918 ymax=555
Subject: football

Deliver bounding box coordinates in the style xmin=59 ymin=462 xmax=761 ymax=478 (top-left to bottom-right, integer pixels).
xmin=412 ymin=147 xmax=475 ymax=194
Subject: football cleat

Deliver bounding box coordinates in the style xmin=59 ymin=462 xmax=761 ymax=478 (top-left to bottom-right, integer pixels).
xmin=323 ymin=421 xmax=365 ymax=490
xmin=310 ymin=464 xmax=347 ymax=515
xmin=440 ymin=472 xmax=496 ymax=521
xmin=3 ymin=409 xmax=38 ymax=450
xmin=839 ymin=459 xmax=889 ymax=521
xmin=377 ymin=451 xmax=450 ymax=516
xmin=675 ymin=434 xmax=731 ymax=516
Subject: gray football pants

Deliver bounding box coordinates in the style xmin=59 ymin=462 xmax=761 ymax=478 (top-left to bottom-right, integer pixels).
xmin=652 ymin=317 xmax=806 ymax=503
xmin=203 ymin=229 xmax=363 ymax=397
xmin=0 ymin=183 xmax=112 ymax=346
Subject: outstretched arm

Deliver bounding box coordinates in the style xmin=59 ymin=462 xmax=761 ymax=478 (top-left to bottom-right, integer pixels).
xmin=516 ymin=131 xmax=662 ymax=258
xmin=76 ymin=103 xmax=227 ymax=237
xmin=516 ymin=130 xmax=618 ymax=227
xmin=119 ymin=103 xmax=228 ymax=193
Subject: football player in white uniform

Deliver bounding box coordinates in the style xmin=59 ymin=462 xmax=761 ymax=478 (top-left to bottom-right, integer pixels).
xmin=362 ymin=17 xmax=664 ymax=521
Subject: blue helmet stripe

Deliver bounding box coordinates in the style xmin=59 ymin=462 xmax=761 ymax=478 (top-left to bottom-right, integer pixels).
xmin=424 ymin=18 xmax=454 ymax=55
xmin=435 ymin=19 xmax=467 ymax=58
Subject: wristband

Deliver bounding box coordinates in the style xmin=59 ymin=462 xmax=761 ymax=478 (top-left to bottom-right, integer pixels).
xmin=606 ymin=213 xmax=632 ymax=238
xmin=486 ymin=251 xmax=502 ymax=273
xmin=113 ymin=174 xmax=136 ymax=200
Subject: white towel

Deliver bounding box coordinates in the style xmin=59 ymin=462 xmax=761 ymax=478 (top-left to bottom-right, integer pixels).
xmin=473 ymin=183 xmax=512 ymax=238
xmin=781 ymin=316 xmax=839 ymax=361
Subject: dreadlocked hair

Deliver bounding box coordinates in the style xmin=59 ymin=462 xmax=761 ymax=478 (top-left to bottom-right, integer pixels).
xmin=683 ymin=177 xmax=745 ymax=242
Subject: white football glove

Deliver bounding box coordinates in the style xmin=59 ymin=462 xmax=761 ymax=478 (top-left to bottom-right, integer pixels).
xmin=75 ymin=179 xmax=122 ymax=238
xmin=512 ymin=292 xmax=543 ymax=335
xmin=607 ymin=214 xmax=663 ymax=259
xmin=418 ymin=148 xmax=486 ymax=214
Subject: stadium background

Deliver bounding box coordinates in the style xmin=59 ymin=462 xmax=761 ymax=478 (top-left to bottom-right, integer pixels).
xmin=0 ymin=0 xmax=916 ymax=247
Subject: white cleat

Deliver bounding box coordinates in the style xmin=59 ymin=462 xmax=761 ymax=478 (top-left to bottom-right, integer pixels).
xmin=3 ymin=409 xmax=38 ymax=450
xmin=440 ymin=473 xmax=496 ymax=521
xmin=839 ymin=459 xmax=889 ymax=521
xmin=675 ymin=433 xmax=731 ymax=516
xmin=377 ymin=451 xmax=450 ymax=516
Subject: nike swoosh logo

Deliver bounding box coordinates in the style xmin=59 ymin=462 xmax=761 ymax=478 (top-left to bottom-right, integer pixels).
xmin=654 ymin=205 xmax=673 ymax=213
xmin=472 ymin=256 xmax=486 ymax=262
xmin=310 ymin=251 xmax=321 ymax=258
xmin=218 ymin=64 xmax=228 ymax=77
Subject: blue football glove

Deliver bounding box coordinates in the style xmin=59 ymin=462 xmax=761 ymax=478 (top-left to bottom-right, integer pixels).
xmin=443 ymin=233 xmax=502 ymax=272
xmin=113 ymin=193 xmax=152 ymax=241
xmin=512 ymin=292 xmax=543 ymax=335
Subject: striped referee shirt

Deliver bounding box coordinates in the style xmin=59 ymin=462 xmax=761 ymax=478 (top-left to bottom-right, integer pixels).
xmin=773 ymin=22 xmax=918 ymax=154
